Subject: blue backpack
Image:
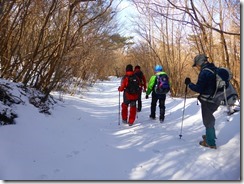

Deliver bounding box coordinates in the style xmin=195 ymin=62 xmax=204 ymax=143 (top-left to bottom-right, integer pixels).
xmin=154 ymin=74 xmax=170 ymax=94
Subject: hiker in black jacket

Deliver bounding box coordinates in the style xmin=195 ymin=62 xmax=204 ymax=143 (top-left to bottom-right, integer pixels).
xmin=134 ymin=65 xmax=147 ymax=112
xmin=185 ymin=54 xmax=219 ymax=149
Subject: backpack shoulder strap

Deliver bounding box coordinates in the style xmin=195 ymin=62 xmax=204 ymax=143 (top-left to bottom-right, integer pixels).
xmin=203 ymin=67 xmax=215 ymax=74
xmin=135 ymin=71 xmax=143 ymax=79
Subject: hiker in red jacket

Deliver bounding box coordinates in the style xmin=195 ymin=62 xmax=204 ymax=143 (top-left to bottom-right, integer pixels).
xmin=134 ymin=65 xmax=147 ymax=112
xmin=118 ymin=64 xmax=140 ymax=126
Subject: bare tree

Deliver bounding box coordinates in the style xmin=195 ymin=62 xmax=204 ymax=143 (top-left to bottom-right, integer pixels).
xmin=0 ymin=0 xmax=133 ymax=99
xmin=128 ymin=0 xmax=240 ymax=97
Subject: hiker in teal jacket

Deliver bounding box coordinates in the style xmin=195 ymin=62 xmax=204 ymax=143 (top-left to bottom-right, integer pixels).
xmin=146 ymin=65 xmax=170 ymax=122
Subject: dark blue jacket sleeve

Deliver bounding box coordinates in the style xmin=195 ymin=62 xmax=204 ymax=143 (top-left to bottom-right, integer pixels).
xmin=189 ymin=72 xmax=206 ymax=93
xmin=189 ymin=68 xmax=216 ymax=95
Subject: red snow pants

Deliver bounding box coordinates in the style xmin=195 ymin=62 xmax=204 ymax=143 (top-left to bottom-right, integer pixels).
xmin=121 ymin=92 xmax=137 ymax=125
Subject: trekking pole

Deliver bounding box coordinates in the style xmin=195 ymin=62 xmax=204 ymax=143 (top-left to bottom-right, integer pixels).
xmin=223 ymin=85 xmax=234 ymax=115
xmin=179 ymin=84 xmax=187 ymax=139
xmin=118 ymin=91 xmax=121 ymax=125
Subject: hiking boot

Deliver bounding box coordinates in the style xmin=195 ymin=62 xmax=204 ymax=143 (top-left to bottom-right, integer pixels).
xmin=159 ymin=116 xmax=164 ymax=123
xmin=159 ymin=118 xmax=164 ymax=123
xmin=149 ymin=115 xmax=156 ymax=120
xmin=128 ymin=123 xmax=133 ymax=126
xmin=199 ymin=140 xmax=217 ymax=149
xmin=202 ymin=135 xmax=206 ymax=141
xmin=122 ymin=120 xmax=127 ymax=124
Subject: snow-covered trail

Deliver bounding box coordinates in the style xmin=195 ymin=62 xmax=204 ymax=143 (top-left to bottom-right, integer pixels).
xmin=0 ymin=76 xmax=240 ymax=180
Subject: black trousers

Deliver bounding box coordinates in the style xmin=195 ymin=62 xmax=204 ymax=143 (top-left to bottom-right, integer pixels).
xmin=137 ymin=90 xmax=142 ymax=111
xmin=150 ymin=93 xmax=166 ymax=120
xmin=199 ymin=98 xmax=219 ymax=129
xmin=199 ymin=98 xmax=219 ymax=146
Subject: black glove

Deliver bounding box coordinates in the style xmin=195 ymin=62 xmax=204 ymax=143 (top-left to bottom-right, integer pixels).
xmin=146 ymin=95 xmax=149 ymax=99
xmin=185 ymin=77 xmax=191 ymax=85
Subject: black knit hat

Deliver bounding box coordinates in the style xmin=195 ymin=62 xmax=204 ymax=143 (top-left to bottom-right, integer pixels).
xmin=126 ymin=64 xmax=133 ymax=71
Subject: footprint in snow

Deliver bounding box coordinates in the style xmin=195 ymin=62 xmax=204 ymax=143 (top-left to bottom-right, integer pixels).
xmin=72 ymin=150 xmax=80 ymax=155
xmin=66 ymin=150 xmax=80 ymax=158
xmin=39 ymin=174 xmax=48 ymax=180
xmin=66 ymin=154 xmax=73 ymax=158
xmin=153 ymin=149 xmax=161 ymax=154
xmin=53 ymin=169 xmax=60 ymax=173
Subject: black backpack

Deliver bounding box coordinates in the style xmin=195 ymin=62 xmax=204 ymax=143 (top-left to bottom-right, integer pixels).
xmin=154 ymin=74 xmax=170 ymax=94
xmin=134 ymin=71 xmax=143 ymax=84
xmin=126 ymin=75 xmax=140 ymax=94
